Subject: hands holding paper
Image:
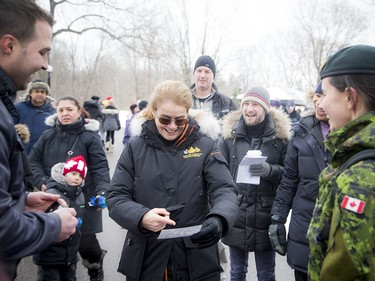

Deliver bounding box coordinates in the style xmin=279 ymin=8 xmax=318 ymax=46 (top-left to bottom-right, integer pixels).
xmin=236 ymin=150 xmax=267 ymax=184
xmin=191 ymin=216 xmax=223 ymax=248
xmin=249 ymin=162 xmax=271 ymax=177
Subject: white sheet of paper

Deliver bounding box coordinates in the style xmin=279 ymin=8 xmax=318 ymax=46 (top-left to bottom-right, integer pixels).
xmin=157 ymin=225 xmax=202 ymax=239
xmin=236 ymin=154 xmax=267 ymax=185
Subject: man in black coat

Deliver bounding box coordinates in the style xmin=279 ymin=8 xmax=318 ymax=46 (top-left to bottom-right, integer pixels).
xmin=190 ymin=55 xmax=238 ymax=120
xmin=0 ymin=1 xmax=77 ymax=279
xmin=219 ymin=86 xmax=291 ymax=281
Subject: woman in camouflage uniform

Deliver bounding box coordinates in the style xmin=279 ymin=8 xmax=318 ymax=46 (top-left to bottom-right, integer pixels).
xmin=308 ymin=45 xmax=375 ymax=281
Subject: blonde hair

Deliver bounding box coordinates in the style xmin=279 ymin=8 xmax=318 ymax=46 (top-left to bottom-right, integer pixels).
xmin=140 ymin=80 xmax=193 ymax=120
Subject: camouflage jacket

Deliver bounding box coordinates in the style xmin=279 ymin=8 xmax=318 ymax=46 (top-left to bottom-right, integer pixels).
xmin=308 ymin=112 xmax=375 ymax=281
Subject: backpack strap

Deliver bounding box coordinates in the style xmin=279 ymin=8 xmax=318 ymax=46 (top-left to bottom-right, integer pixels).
xmin=321 ymin=149 xmax=375 ymax=207
xmin=318 ymin=149 xmax=375 ymax=243
xmin=331 ymin=148 xmax=375 ymax=198
xmin=335 ymin=149 xmax=375 ymax=178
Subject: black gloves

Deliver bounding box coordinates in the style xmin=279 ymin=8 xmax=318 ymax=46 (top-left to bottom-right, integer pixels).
xmin=191 ymin=216 xmax=223 ymax=249
xmin=249 ymin=163 xmax=271 ymax=177
xmin=268 ymin=214 xmax=287 ymax=256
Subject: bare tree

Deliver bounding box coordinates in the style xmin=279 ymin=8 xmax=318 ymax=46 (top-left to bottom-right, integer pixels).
xmin=36 ymin=0 xmax=156 ymax=96
xmin=158 ymin=0 xmax=231 ymax=86
xmin=273 ymin=0 xmax=368 ymax=90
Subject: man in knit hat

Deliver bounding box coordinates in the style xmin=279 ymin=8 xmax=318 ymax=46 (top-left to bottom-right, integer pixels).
xmin=15 ymin=79 xmax=56 ymax=154
xmin=190 ymin=55 xmax=237 ymax=120
xmin=219 ymin=86 xmax=291 ymax=281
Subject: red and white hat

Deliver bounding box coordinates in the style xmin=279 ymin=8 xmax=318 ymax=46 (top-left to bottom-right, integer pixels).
xmin=62 ymin=155 xmax=87 ymax=180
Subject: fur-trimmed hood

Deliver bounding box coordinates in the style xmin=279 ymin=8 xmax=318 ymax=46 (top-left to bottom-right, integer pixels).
xmin=45 ymin=113 xmax=100 ymax=132
xmin=221 ymin=108 xmax=292 ymax=140
xmin=130 ymin=108 xmax=221 ymax=140
xmin=50 ymin=163 xmax=68 ymax=185
xmin=102 ymin=108 xmax=119 ymax=115
xmin=300 ymin=107 xmax=315 ymax=118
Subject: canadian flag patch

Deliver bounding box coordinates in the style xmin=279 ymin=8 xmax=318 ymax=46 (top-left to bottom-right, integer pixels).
xmin=341 ymin=195 xmax=366 ymax=214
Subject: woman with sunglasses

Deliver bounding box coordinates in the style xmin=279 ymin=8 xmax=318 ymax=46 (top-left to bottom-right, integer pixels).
xmin=107 ymin=80 xmax=239 ymax=281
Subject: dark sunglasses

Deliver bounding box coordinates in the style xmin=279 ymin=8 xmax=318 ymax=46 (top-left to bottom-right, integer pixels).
xmin=156 ymin=115 xmax=188 ymax=126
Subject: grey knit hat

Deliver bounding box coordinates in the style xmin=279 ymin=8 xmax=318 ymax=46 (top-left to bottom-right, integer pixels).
xmin=241 ymin=86 xmax=271 ymax=113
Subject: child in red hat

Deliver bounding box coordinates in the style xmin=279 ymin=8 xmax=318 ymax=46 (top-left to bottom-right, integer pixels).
xmin=33 ymin=155 xmax=87 ymax=280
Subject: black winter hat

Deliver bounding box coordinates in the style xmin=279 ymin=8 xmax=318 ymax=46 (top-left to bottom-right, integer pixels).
xmin=194 ymin=55 xmax=216 ymax=77
xmin=138 ymin=100 xmax=148 ymax=111
xmin=320 ymin=45 xmax=375 ymax=79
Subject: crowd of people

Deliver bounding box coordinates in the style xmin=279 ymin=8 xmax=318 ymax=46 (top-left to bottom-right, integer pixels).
xmin=1 ymin=1 xmax=374 ymax=281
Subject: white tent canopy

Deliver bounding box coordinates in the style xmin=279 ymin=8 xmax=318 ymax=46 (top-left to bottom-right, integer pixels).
xmin=236 ymin=87 xmax=306 ymax=105
xmin=267 ymin=87 xmax=293 ymax=100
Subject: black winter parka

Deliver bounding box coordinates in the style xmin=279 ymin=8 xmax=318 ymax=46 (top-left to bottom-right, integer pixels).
xmin=33 ymin=171 xmax=85 ymax=266
xmin=271 ymin=113 xmax=330 ymax=273
xmin=107 ymin=110 xmax=240 ymax=281
xmin=190 ymin=83 xmax=238 ymax=119
xmin=0 ymin=70 xmax=60 ymax=279
xmin=219 ymin=109 xmax=291 ymax=252
xmin=29 ymin=115 xmax=110 ymax=233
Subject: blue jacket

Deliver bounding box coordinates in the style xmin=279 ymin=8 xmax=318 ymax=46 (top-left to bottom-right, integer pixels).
xmin=271 ymin=113 xmax=330 ymax=273
xmin=123 ymin=114 xmax=136 ymax=144
xmin=15 ymin=100 xmax=55 ymax=154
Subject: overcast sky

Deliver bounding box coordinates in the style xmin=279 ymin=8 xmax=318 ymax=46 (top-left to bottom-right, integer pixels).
xmin=36 ymin=0 xmax=375 ymax=92
xmin=37 ymin=0 xmax=374 ymax=57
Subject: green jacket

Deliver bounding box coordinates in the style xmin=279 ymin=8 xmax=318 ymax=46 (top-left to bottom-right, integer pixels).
xmin=308 ymin=112 xmax=375 ymax=281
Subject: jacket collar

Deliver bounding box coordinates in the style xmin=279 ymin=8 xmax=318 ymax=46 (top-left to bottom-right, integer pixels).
xmin=326 ymin=111 xmax=375 ymax=156
xmin=130 ymin=109 xmax=221 ymax=149
xmin=131 ymin=109 xmax=220 ymax=141
xmin=45 ymin=113 xmax=100 ymax=132
xmin=0 ymin=68 xmax=19 ymax=120
xmin=221 ymin=108 xmax=292 ymax=141
xmin=139 ymin=119 xmax=200 ymax=150
xmin=0 ymin=68 xmax=17 ymax=97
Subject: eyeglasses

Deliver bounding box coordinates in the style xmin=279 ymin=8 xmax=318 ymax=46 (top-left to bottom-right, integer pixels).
xmin=156 ymin=115 xmax=188 ymax=126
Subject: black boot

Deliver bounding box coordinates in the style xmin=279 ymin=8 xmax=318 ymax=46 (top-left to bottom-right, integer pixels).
xmin=82 ymin=250 xmax=107 ymax=281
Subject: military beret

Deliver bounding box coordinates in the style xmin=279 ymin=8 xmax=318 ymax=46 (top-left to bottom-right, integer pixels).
xmin=320 ymin=45 xmax=375 ymax=79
